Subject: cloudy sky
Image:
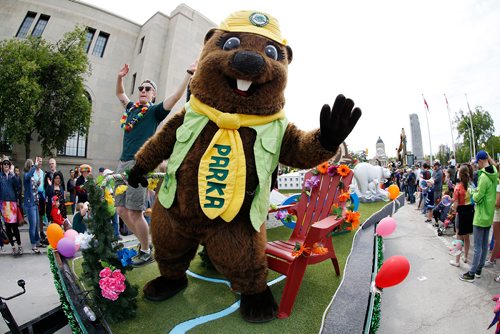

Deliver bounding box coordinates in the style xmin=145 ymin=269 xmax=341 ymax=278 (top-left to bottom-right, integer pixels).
xmin=81 ymin=0 xmax=500 ymax=159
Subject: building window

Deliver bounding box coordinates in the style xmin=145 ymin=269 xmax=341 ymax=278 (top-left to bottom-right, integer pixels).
xmin=92 ymin=31 xmax=109 ymax=57
xmin=16 ymin=11 xmax=37 ymax=38
xmin=84 ymin=27 xmax=96 ymax=53
xmin=31 ymin=14 xmax=50 ymax=37
xmin=58 ymin=132 xmax=87 ymax=157
xmin=138 ymin=36 xmax=145 ymax=54
xmin=131 ymin=73 xmax=137 ymax=94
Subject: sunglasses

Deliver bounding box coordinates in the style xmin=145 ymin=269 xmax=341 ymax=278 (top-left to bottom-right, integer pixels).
xmin=138 ymin=86 xmax=153 ymax=92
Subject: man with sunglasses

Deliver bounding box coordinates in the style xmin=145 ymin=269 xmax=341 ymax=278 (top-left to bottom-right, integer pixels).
xmin=115 ymin=61 xmax=196 ymax=266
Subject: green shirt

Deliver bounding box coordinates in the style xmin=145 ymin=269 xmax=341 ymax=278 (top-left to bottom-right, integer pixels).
xmin=120 ymin=102 xmax=170 ymax=161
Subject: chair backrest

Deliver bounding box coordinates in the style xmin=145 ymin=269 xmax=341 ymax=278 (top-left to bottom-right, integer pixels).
xmin=289 ymin=170 xmax=354 ymax=244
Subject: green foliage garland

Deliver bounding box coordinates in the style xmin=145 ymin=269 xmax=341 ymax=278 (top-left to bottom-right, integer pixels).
xmin=370 ymin=236 xmax=384 ymax=333
xmin=47 ymin=246 xmax=83 ymax=334
xmin=80 ymin=176 xmax=138 ymax=323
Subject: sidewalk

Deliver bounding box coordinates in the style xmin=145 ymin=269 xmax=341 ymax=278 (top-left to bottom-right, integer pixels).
xmin=379 ymin=203 xmax=497 ymax=333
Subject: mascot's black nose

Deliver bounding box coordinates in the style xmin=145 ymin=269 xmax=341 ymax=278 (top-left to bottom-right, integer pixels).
xmin=232 ymin=51 xmax=265 ymax=75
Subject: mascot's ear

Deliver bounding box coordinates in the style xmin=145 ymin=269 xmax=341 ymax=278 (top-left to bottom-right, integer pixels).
xmin=286 ymin=45 xmax=293 ymax=64
xmin=204 ymin=28 xmax=217 ymax=44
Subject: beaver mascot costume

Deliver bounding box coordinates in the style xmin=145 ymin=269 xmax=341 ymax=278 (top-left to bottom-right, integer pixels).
xmin=127 ymin=10 xmax=362 ymax=322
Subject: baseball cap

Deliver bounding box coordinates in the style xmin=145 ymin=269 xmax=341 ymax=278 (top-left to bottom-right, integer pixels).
xmin=102 ymin=169 xmax=114 ymax=176
xmin=475 ymin=150 xmax=488 ymax=163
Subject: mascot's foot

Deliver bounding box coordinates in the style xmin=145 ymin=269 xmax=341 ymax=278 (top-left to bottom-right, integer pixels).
xmin=240 ymin=286 xmax=278 ymax=323
xmin=143 ymin=275 xmax=188 ymax=302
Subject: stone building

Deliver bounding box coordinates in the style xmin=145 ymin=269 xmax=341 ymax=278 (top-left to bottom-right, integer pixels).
xmin=409 ymin=113 xmax=424 ymax=162
xmin=0 ymin=0 xmax=215 ymax=175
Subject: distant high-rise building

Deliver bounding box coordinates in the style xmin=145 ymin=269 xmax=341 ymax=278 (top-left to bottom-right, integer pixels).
xmin=409 ymin=114 xmax=424 ymax=160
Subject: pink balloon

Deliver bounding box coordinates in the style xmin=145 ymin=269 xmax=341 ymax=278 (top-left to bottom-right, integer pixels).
xmin=376 ymin=217 xmax=397 ymax=237
xmin=57 ymin=237 xmax=76 ymax=258
xmin=64 ymin=229 xmax=78 ymax=242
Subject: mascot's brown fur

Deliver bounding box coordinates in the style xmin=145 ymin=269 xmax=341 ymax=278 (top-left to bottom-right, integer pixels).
xmin=128 ymin=11 xmax=361 ymax=322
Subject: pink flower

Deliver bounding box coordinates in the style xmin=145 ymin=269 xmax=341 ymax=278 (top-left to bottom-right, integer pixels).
xmin=275 ymin=210 xmax=287 ymax=220
xmin=101 ymin=287 xmax=119 ymax=301
xmin=99 ymin=267 xmax=127 ymax=301
xmin=304 ymin=175 xmax=320 ymax=191
xmin=327 ymin=165 xmax=338 ymax=177
xmin=99 ymin=267 xmax=112 ymax=278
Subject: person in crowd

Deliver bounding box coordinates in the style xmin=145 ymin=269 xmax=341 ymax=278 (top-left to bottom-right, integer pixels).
xmin=46 ymin=171 xmax=67 ymax=219
xmin=23 ymin=157 xmax=45 ymax=254
xmin=424 ymin=179 xmax=435 ymax=223
xmin=72 ymin=202 xmax=89 ymax=234
xmin=32 ymin=157 xmax=47 ymax=242
xmin=419 ymin=162 xmax=432 ymax=212
xmin=75 ymin=164 xmax=92 ymax=203
xmin=406 ymin=167 xmax=416 ymax=204
xmin=67 ymin=169 xmax=76 ymax=213
xmin=449 ymin=165 xmax=474 ymax=267
xmin=0 ymin=157 xmax=22 ymax=255
xmin=13 ymin=166 xmax=22 ymax=202
xmin=484 ymin=160 xmax=500 ymax=269
xmin=460 ymin=151 xmax=498 ymax=282
xmin=433 ymin=160 xmax=443 ymax=204
xmin=50 ymin=195 xmax=71 ymax=231
xmin=114 ymin=60 xmax=196 ymax=266
xmin=44 ymin=158 xmax=65 ymax=219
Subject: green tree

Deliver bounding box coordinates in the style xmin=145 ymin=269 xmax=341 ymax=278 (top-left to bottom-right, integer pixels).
xmin=0 ymin=26 xmax=91 ymax=159
xmin=454 ymin=106 xmax=495 ymax=161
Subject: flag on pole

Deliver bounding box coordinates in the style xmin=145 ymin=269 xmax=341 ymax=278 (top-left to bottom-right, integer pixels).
xmin=422 ymin=95 xmax=430 ymax=112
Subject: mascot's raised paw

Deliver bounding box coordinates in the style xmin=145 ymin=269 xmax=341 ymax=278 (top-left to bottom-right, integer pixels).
xmin=240 ymin=286 xmax=278 ymax=323
xmin=319 ymin=94 xmax=362 ymax=151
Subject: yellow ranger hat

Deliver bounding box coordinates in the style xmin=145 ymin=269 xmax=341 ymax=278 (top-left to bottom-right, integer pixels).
xmin=219 ymin=10 xmax=287 ymax=46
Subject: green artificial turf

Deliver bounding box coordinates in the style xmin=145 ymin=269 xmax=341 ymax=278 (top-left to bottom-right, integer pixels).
xmin=71 ymin=201 xmax=387 ymax=333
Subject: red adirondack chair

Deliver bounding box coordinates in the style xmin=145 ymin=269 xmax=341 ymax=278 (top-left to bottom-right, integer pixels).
xmin=266 ymin=169 xmax=354 ymax=318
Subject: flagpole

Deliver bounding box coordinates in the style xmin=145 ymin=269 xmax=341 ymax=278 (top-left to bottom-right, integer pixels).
xmin=422 ymin=94 xmax=433 ymax=163
xmin=444 ymin=94 xmax=456 ymax=154
xmin=465 ymin=93 xmax=476 ymax=159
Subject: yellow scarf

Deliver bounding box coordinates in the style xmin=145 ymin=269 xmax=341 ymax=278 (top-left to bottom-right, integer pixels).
xmin=190 ymin=95 xmax=285 ymax=222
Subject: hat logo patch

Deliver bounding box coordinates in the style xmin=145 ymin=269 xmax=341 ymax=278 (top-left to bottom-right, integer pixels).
xmin=249 ymin=13 xmax=269 ymax=27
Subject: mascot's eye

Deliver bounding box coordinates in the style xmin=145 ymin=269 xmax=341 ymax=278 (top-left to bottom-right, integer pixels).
xmin=222 ymin=37 xmax=241 ymax=50
xmin=264 ymin=45 xmax=278 ymax=60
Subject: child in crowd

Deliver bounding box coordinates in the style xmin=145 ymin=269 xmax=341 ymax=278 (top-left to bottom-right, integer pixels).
xmin=51 ymin=195 xmax=71 ymax=231
xmin=425 ymin=179 xmax=435 ymax=223
xmin=433 ymin=192 xmax=451 ymax=227
xmin=72 ymin=202 xmax=89 ymax=234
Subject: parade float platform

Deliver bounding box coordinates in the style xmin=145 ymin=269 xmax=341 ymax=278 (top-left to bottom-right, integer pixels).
xmin=44 ymin=195 xmax=404 ymax=334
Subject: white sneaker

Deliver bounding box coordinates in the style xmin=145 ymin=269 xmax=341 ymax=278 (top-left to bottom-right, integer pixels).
xmin=449 ymin=260 xmax=460 ymax=267
xmin=484 ymin=260 xmax=496 ymax=268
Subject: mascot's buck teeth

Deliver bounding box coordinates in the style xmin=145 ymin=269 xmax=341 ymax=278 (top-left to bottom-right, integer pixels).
xmin=236 ymin=79 xmax=252 ymax=91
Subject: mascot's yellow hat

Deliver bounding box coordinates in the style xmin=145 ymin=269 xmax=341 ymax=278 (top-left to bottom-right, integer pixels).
xmin=219 ymin=10 xmax=287 ymax=46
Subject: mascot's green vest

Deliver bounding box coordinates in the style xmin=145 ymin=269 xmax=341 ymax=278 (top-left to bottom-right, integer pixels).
xmin=158 ymin=99 xmax=288 ymax=231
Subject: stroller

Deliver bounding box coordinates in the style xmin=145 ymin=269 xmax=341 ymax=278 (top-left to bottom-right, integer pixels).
xmin=434 ymin=195 xmax=454 ymax=236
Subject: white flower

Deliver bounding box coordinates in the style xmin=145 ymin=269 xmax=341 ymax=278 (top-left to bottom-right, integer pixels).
xmin=75 ymin=232 xmax=95 ymax=250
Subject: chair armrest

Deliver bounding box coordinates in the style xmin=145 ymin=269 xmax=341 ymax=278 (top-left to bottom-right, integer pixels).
xmin=305 ymin=215 xmax=344 ymax=244
xmin=268 ymin=204 xmax=296 ymax=213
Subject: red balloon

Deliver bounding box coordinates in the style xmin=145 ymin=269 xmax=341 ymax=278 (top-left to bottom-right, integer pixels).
xmin=375 ymin=255 xmax=410 ymax=289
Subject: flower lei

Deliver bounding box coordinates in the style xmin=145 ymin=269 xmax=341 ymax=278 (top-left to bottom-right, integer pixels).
xmin=120 ymin=102 xmax=152 ymax=132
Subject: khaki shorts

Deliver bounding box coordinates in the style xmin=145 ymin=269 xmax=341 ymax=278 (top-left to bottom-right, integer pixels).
xmin=115 ymin=160 xmax=147 ymax=211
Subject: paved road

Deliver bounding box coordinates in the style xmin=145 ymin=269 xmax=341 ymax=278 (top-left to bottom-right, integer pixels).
xmin=0 ymin=225 xmax=71 ymax=333
xmin=379 ymin=203 xmax=497 ymax=334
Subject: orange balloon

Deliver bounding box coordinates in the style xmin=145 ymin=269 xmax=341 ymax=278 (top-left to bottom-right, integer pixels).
xmin=47 ymin=223 xmax=64 ymax=249
xmin=387 ymin=184 xmax=400 ymax=200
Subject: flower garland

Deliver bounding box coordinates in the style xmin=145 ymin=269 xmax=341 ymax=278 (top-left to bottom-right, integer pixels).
xmin=120 ymin=102 xmax=152 ymax=132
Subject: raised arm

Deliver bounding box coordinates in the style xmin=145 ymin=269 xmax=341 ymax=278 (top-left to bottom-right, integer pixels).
xmin=116 ymin=64 xmax=130 ymax=108
xmin=162 ymin=60 xmax=198 ymax=111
